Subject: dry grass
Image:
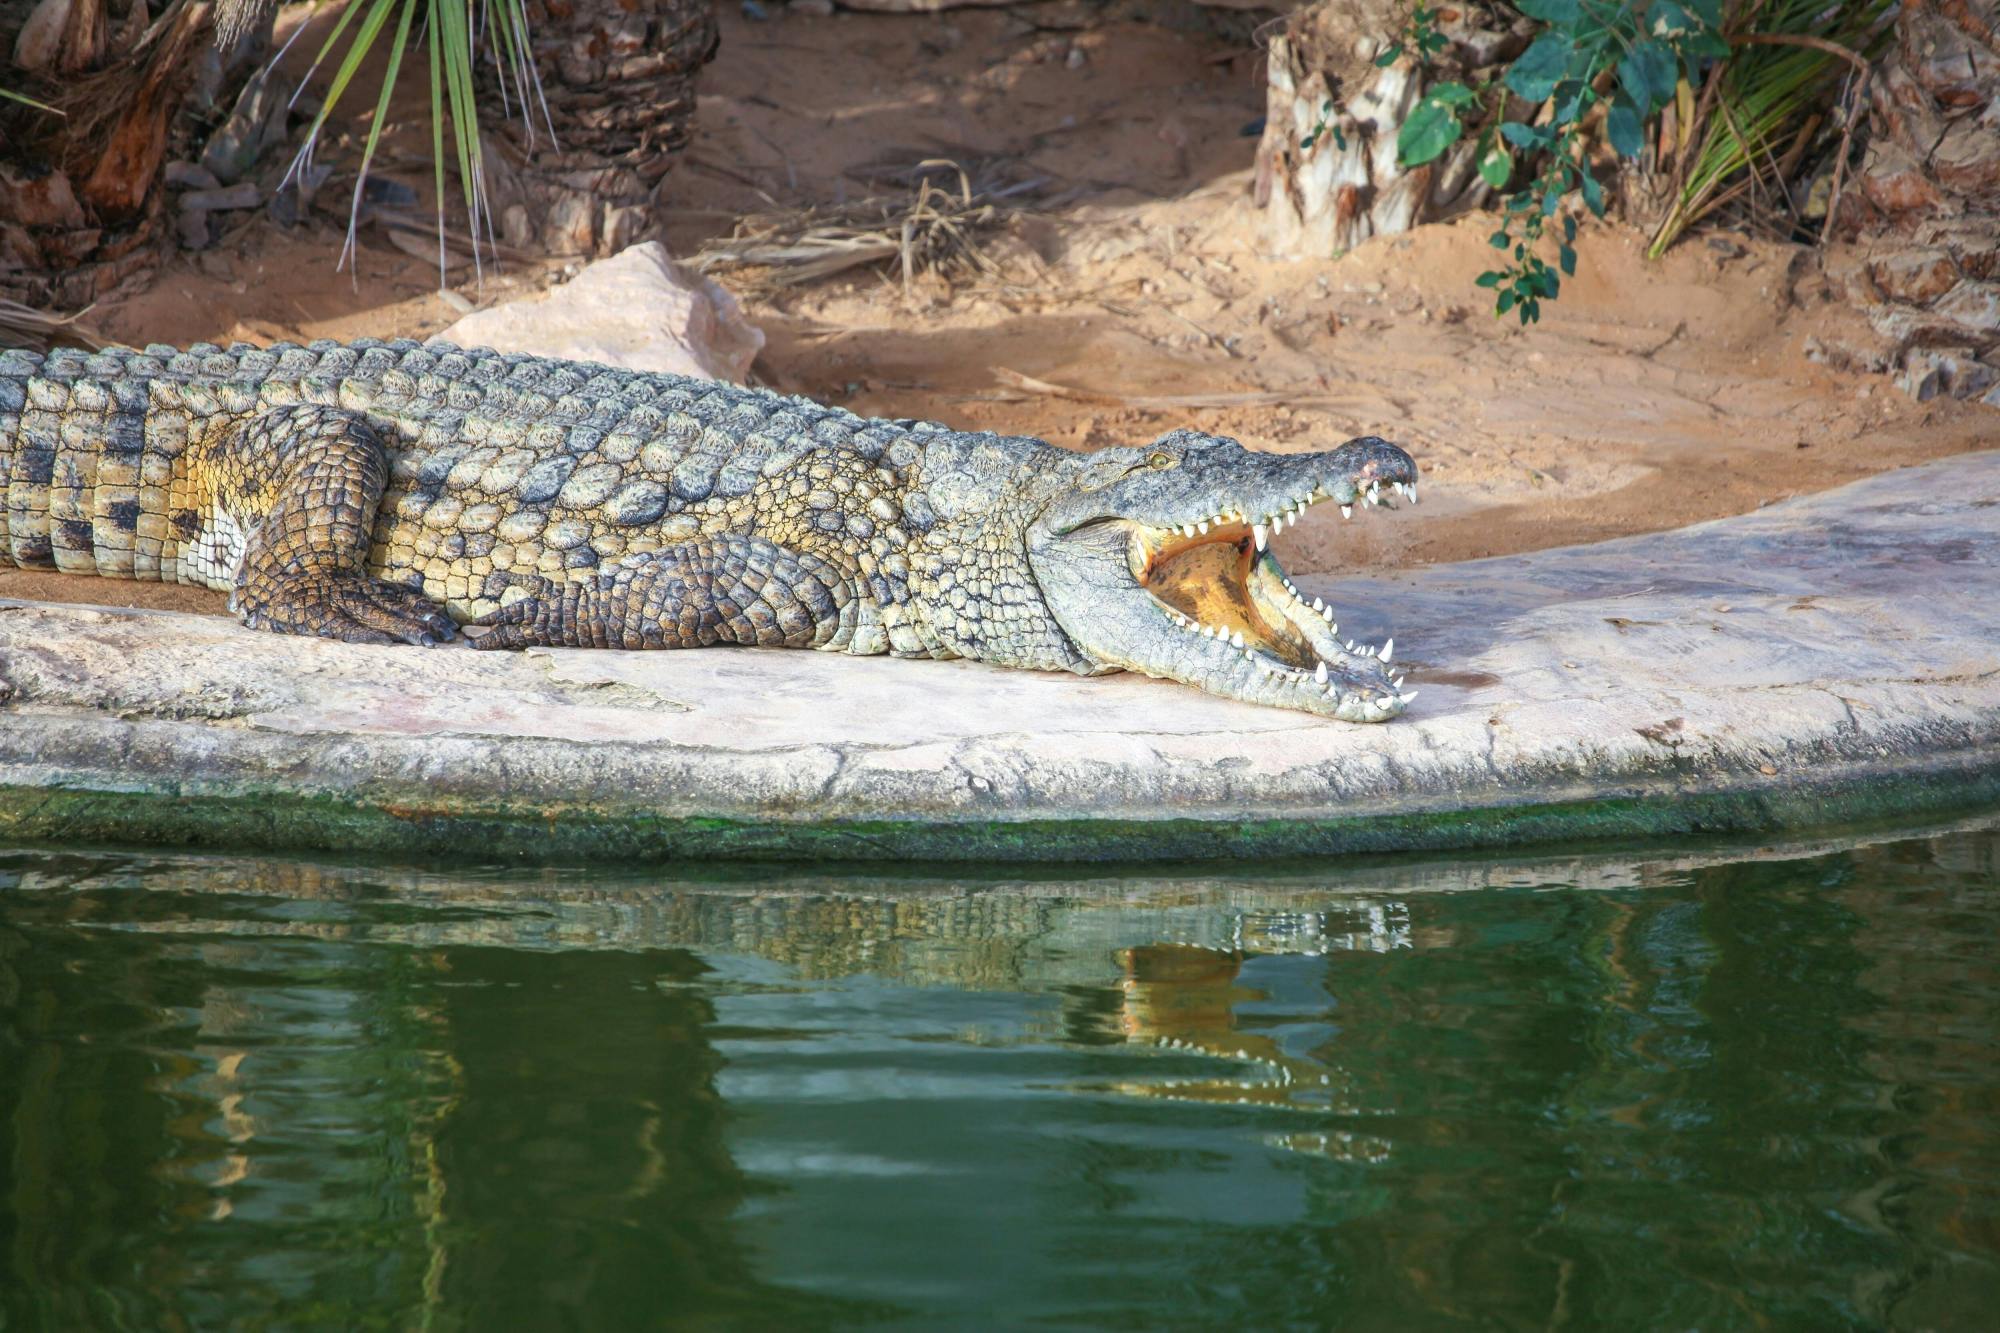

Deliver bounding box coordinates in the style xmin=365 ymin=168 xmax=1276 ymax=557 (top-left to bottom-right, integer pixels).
xmin=688 ymin=160 xmax=1038 ymax=297
xmin=0 ymin=300 xmax=103 ymax=353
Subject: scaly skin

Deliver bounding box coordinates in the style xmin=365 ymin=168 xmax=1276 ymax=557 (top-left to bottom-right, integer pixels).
xmin=0 ymin=338 xmax=1420 ymax=721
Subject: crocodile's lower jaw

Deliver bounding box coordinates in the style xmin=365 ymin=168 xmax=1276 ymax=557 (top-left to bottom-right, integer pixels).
xmin=1037 ymin=482 xmax=1418 ymax=724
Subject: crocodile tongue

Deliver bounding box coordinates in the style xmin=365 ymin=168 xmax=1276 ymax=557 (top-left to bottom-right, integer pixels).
xmin=1137 ymin=530 xmax=1405 ymax=720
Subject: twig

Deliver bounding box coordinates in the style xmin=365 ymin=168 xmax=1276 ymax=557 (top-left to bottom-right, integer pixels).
xmin=1165 ymin=308 xmax=1242 ymax=358
xmin=1819 ymin=66 xmax=1870 ymax=246
xmin=691 ymin=159 xmax=1017 ymax=296
xmin=1728 ymin=32 xmax=1872 ymax=246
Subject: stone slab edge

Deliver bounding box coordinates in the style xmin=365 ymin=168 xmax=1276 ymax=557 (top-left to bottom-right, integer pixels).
xmin=1 ymin=714 xmax=1995 ymax=863
xmin=4 ymin=449 xmax=1998 ymax=864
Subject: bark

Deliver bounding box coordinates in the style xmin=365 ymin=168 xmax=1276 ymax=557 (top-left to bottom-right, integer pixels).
xmin=1821 ymin=0 xmax=2000 ymax=403
xmin=1253 ymin=1 xmax=1527 ymax=257
xmin=78 ymin=2 xmax=209 ymax=220
xmin=0 ymin=0 xmax=206 ymax=308
xmin=484 ymin=0 xmax=720 ymax=257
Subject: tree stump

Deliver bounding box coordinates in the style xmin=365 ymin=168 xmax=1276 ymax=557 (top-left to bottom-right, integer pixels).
xmin=1252 ymin=1 xmax=1527 ymax=257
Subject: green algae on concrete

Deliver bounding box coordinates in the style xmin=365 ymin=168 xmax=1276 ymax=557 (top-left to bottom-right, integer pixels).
xmin=2 ymin=452 xmax=1997 ymax=863
xmin=3 ymin=753 xmax=1999 ymax=863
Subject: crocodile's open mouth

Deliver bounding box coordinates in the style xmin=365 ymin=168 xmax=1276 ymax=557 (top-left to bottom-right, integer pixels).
xmin=1029 ymin=434 xmax=1421 ymax=723
xmin=1127 ymin=477 xmax=1417 ymax=723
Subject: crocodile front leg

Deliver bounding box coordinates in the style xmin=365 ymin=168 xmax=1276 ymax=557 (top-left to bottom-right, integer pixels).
xmin=464 ymin=535 xmax=859 ymax=651
xmin=214 ymin=405 xmax=457 ymax=645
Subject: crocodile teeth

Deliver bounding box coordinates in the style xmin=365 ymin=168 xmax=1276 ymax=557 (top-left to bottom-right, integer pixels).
xmin=1380 ymin=637 xmax=1394 ymax=662
xmin=1341 ymin=505 xmax=1353 ymax=520
xmin=1197 ymin=520 xmax=1209 ymax=535
xmin=1311 ymin=597 xmax=1325 ymax=612
xmin=1401 ymin=689 xmax=1420 ymax=704
xmin=1230 ymin=630 xmax=1246 ymax=648
xmin=1253 ymin=522 xmax=1268 ymax=551
xmin=1314 ymin=661 xmax=1327 ymax=684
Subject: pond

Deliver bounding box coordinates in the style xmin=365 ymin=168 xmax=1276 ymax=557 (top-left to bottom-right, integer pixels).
xmin=2 ymin=821 xmax=1995 ymax=1329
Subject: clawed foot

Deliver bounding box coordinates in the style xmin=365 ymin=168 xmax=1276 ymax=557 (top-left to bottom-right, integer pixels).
xmin=464 ymin=573 xmax=565 ymax=650
xmin=236 ymin=571 xmax=458 ymax=646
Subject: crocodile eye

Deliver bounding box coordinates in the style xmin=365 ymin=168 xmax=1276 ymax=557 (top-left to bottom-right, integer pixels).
xmin=1148 ymin=452 xmax=1174 ymax=468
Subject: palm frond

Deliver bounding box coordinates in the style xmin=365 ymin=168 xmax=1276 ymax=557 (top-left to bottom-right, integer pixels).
xmin=1647 ymin=0 xmax=1894 ymax=258
xmin=281 ymin=0 xmax=543 ymax=284
xmin=0 ymin=86 xmax=64 ymax=116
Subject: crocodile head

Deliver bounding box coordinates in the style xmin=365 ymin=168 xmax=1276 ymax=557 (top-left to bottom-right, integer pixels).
xmin=1026 ymin=430 xmax=1420 ymax=722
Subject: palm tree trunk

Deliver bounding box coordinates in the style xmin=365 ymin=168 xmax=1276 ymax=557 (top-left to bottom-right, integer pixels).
xmin=483 ymin=0 xmax=719 ymax=257
xmin=1828 ymin=0 xmax=2000 ymax=402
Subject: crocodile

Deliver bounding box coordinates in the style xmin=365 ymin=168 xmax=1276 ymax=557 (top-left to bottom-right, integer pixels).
xmin=0 ymin=339 xmax=1420 ymax=722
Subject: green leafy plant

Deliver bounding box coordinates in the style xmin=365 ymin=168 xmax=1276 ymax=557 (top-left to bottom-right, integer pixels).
xmin=1647 ymin=0 xmax=1892 ymax=257
xmin=1365 ymin=0 xmax=1881 ymax=323
xmin=1390 ymin=0 xmax=1732 ymax=323
xmin=1302 ymin=7 xmax=1454 ymax=156
xmin=1301 ymin=98 xmax=1346 ymax=153
xmin=282 ymin=0 xmax=549 ymax=281
xmin=1374 ymin=4 xmax=1455 ymax=68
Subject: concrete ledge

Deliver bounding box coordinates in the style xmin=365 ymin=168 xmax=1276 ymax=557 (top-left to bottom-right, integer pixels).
xmin=2 ymin=453 xmax=1996 ymax=862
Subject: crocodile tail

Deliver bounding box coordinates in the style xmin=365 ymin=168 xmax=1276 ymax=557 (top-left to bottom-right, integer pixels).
xmin=0 ymin=348 xmax=37 ymax=570
xmin=0 ymin=345 xmax=169 ymax=582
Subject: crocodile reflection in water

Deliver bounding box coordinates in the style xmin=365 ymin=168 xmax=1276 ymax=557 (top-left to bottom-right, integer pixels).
xmin=6 ymin=829 xmax=1995 ymax=1328
xmin=11 ymin=848 xmax=1443 ymax=1120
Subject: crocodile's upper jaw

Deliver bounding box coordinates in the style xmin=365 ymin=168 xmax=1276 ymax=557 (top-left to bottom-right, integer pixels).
xmin=1027 ymin=435 xmax=1420 ymax=723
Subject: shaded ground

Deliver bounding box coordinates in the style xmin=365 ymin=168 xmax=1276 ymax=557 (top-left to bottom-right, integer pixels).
xmin=5 ymin=4 xmax=1992 ymax=618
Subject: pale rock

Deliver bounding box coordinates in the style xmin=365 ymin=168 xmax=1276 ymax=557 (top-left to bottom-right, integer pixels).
xmin=10 ymin=0 xmax=69 ymax=72
xmin=176 ymin=206 xmax=211 ymax=251
xmin=432 ymin=241 xmax=765 ymax=383
xmin=180 ymin=182 xmax=260 ymax=212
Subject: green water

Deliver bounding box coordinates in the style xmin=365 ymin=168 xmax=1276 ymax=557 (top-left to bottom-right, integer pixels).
xmin=1 ymin=824 xmax=1995 ymax=1331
